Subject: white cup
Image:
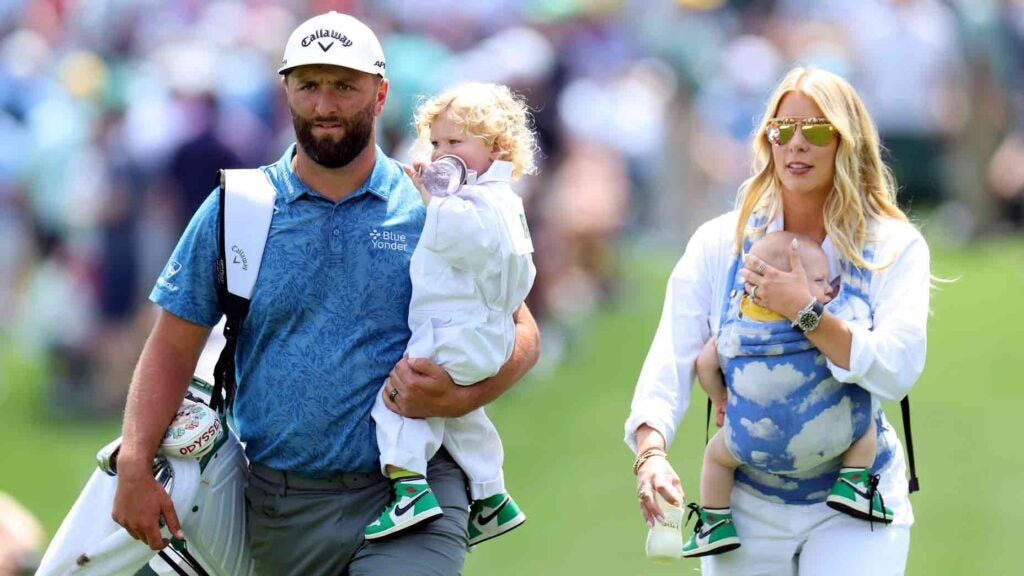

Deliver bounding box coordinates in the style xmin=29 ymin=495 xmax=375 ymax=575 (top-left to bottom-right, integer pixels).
xmin=646 ymin=493 xmax=683 ymax=562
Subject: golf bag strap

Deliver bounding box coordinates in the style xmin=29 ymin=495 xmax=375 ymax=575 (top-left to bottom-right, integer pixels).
xmin=211 ymin=169 xmax=276 ymax=413
xmin=901 ymin=395 xmax=920 ymax=493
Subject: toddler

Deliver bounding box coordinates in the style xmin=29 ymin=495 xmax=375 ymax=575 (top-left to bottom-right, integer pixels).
xmin=367 ymin=83 xmax=537 ymax=547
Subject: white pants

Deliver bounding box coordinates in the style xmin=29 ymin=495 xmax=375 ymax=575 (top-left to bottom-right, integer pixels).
xmin=702 ymin=450 xmax=913 ymax=576
xmin=372 ymin=382 xmax=505 ymax=501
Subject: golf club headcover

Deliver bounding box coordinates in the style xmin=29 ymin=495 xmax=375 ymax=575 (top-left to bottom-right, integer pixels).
xmin=159 ymin=400 xmax=223 ymax=460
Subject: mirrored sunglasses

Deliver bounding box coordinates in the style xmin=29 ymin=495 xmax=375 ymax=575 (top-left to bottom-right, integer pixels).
xmin=766 ymin=117 xmax=836 ymax=147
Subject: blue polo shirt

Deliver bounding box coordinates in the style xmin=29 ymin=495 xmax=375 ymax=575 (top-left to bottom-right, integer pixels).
xmin=150 ymin=144 xmax=424 ymax=476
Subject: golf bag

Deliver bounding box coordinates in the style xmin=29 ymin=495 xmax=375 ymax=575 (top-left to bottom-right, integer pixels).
xmin=36 ymin=169 xmax=276 ymax=576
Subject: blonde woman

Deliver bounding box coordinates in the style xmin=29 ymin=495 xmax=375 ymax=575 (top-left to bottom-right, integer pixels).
xmin=369 ymin=82 xmax=538 ymax=545
xmin=626 ymin=67 xmax=929 ymax=574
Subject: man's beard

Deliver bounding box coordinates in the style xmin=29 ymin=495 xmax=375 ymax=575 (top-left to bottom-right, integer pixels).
xmin=291 ymin=102 xmax=375 ymax=169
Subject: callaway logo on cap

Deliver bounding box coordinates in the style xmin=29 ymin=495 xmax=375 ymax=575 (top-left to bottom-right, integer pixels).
xmin=278 ymin=11 xmax=386 ymax=76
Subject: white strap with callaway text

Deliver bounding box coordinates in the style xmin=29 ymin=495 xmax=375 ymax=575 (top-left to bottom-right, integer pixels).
xmin=222 ymin=169 xmax=276 ymax=299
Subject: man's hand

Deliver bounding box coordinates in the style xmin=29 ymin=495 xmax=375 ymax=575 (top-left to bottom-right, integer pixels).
xmin=383 ymin=303 xmax=539 ymax=418
xmin=384 ymin=355 xmax=465 ymax=418
xmin=111 ymin=310 xmax=205 ymax=551
xmin=111 ymin=463 xmax=183 ymax=551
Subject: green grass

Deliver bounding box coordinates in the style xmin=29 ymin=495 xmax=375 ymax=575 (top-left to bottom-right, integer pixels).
xmin=3 ymin=234 xmax=1022 ymax=575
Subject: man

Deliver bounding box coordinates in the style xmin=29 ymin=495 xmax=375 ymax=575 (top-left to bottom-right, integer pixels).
xmin=111 ymin=11 xmax=540 ymax=575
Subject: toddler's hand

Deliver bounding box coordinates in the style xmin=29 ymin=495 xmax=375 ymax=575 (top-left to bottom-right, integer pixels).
xmin=402 ymin=163 xmax=430 ymax=204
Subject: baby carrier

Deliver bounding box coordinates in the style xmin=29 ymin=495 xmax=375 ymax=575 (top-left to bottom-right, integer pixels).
xmin=705 ymin=220 xmax=919 ymax=501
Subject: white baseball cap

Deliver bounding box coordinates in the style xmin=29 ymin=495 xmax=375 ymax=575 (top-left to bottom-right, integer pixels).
xmin=278 ymin=11 xmax=386 ymax=77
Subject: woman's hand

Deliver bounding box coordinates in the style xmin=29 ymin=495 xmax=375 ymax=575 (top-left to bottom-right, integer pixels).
xmin=636 ymin=455 xmax=685 ymax=527
xmin=633 ymin=425 xmax=684 ymax=527
xmin=741 ymin=238 xmax=814 ymax=321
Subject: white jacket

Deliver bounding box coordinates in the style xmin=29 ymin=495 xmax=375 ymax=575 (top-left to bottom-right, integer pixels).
xmin=407 ymin=161 xmax=536 ymax=385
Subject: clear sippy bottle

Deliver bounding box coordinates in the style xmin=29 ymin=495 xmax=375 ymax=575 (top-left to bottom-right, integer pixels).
xmin=420 ymin=154 xmax=467 ymax=197
xmin=646 ymin=493 xmax=683 ymax=562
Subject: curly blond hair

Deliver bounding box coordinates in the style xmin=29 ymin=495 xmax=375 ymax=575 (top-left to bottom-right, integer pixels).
xmin=412 ymin=83 xmax=538 ymax=180
xmin=735 ymin=67 xmax=909 ymax=269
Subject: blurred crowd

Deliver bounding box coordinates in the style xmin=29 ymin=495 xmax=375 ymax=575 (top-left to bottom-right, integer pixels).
xmin=2 ymin=0 xmax=1024 ymax=570
xmin=2 ymin=0 xmax=1024 ymax=425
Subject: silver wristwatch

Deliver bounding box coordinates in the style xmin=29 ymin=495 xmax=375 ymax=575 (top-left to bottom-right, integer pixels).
xmin=792 ymin=298 xmax=825 ymax=333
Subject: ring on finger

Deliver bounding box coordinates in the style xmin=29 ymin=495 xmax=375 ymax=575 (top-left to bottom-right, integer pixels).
xmin=388 ymin=387 xmax=399 ymax=403
xmin=750 ymin=284 xmax=759 ymax=300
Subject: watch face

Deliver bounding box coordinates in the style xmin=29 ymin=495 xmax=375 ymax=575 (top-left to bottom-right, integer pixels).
xmin=798 ymin=311 xmax=820 ymax=332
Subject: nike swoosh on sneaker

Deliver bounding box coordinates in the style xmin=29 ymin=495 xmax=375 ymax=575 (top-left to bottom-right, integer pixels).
xmin=477 ymin=497 xmax=510 ymax=525
xmin=394 ymin=490 xmax=431 ymax=517
xmin=839 ymin=478 xmax=875 ymax=501
xmin=697 ymin=519 xmax=730 ymax=539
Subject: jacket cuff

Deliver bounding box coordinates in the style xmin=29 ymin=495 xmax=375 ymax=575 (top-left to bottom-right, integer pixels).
xmin=827 ymin=322 xmax=872 ymax=384
xmin=624 ymin=413 xmax=674 ymax=454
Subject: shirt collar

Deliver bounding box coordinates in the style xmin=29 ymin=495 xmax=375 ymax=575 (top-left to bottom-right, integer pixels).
xmin=273 ymin=144 xmax=398 ymax=204
xmin=467 ymin=160 xmax=514 ymax=186
xmin=767 ymin=214 xmax=841 ymax=281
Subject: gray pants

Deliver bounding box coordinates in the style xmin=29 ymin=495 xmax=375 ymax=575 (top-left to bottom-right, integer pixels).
xmin=245 ymin=449 xmax=469 ymax=576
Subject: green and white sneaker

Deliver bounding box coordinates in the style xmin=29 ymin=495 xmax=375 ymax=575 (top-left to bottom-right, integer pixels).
xmin=467 ymin=492 xmax=526 ymax=546
xmin=826 ymin=468 xmax=894 ymax=524
xmin=681 ymin=504 xmax=741 ymax=558
xmin=365 ymin=475 xmax=443 ymax=540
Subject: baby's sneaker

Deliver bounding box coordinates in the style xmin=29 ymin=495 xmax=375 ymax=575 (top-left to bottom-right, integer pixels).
xmin=826 ymin=467 xmax=894 ymax=523
xmin=681 ymin=504 xmax=741 ymax=558
xmin=365 ymin=475 xmax=442 ymax=540
xmin=468 ymin=492 xmax=526 ymax=546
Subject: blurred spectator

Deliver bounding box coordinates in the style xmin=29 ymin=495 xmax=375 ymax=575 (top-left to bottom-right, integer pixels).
xmin=91 ymin=109 xmax=150 ymax=412
xmin=15 ymin=232 xmax=98 ymax=416
xmin=165 ymin=94 xmax=245 ymax=234
xmin=690 ymin=33 xmax=784 ymax=211
xmin=0 ymin=491 xmax=44 ymax=575
xmin=543 ymin=138 xmax=630 ymax=316
xmin=986 ymin=0 xmax=1024 ymax=230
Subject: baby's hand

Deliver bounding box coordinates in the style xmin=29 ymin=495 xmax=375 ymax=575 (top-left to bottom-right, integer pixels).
xmin=709 ymin=390 xmax=728 ymax=409
xmin=402 ymin=163 xmax=430 ymax=205
xmin=714 ymin=399 xmax=726 ymax=428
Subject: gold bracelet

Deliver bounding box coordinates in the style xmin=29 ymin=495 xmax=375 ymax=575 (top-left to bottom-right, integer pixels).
xmin=632 ymin=447 xmax=666 ymax=475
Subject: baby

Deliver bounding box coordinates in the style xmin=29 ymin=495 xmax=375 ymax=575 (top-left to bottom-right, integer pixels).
xmin=683 ymin=231 xmax=891 ymax=558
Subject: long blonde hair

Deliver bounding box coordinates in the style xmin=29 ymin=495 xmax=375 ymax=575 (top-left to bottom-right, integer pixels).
xmin=734 ymin=67 xmax=908 ymax=269
xmin=412 ymin=83 xmax=538 ymax=180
